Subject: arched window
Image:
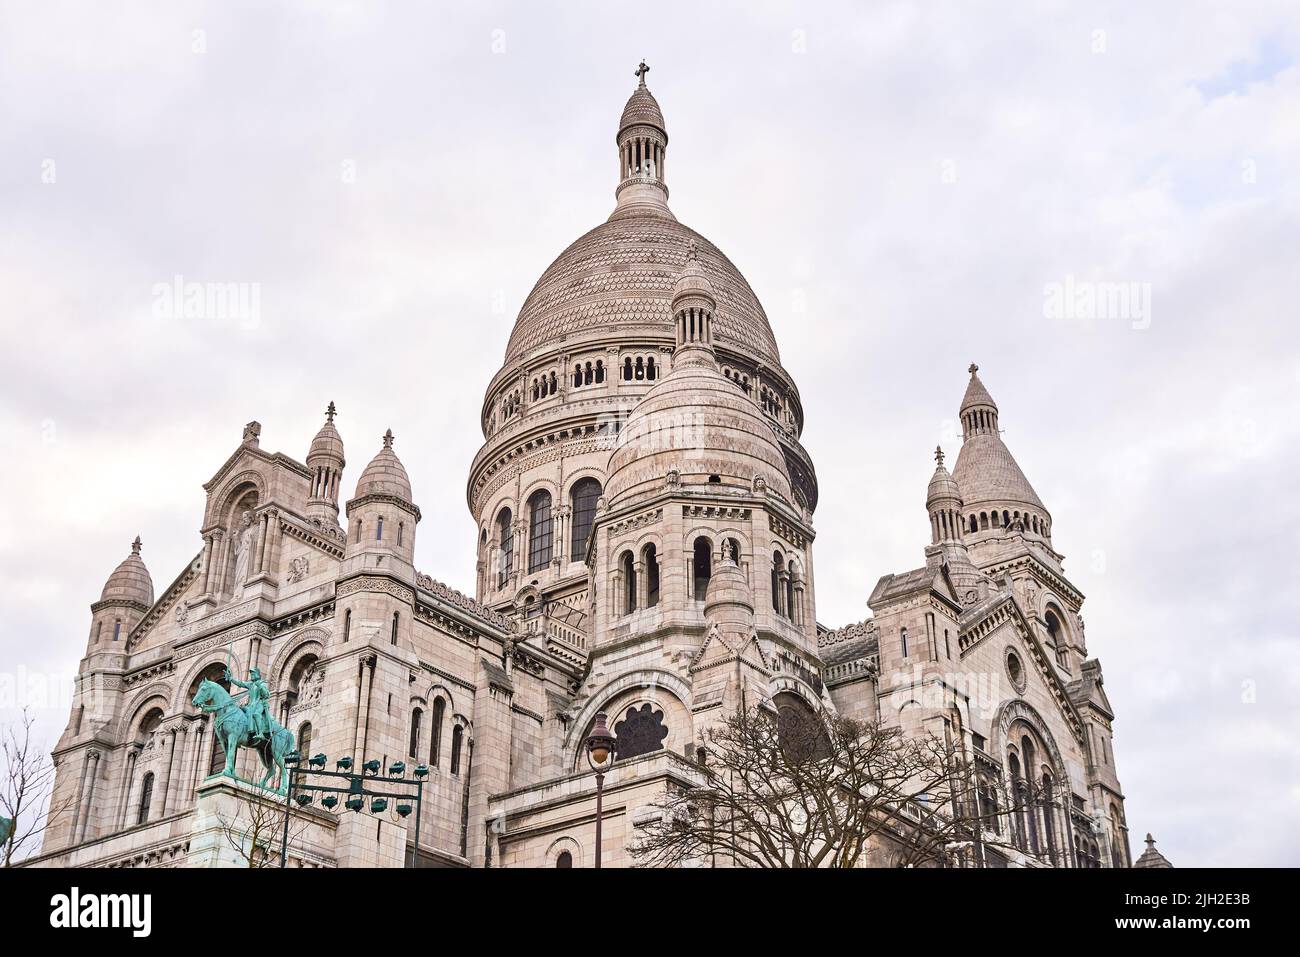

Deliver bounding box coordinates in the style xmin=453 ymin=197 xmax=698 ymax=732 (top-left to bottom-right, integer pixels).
xmin=408 ymin=708 xmax=422 ymax=758
xmin=496 ymin=507 xmax=513 ymax=587
xmin=377 ymin=516 xmax=384 ymax=541
xmin=1046 ymin=609 xmax=1068 ymax=667
xmin=595 ymin=360 xmax=605 ymax=383
xmin=623 ymin=357 xmax=633 ymax=381
xmin=620 ymin=550 xmax=637 ymax=615
xmin=970 ymin=514 xmax=978 ymax=533
xmin=569 ymin=479 xmax=602 ymax=559
xmin=343 ymin=609 xmax=352 ymax=642
xmin=644 ymin=544 xmax=660 ymax=607
xmin=113 ymin=619 xmax=122 ymax=641
xmin=397 ymin=522 xmax=404 ymax=547
xmin=1008 ymin=752 xmax=1026 ymax=850
xmin=693 ymin=537 xmax=712 ymax=600
xmin=771 ymin=551 xmax=784 ymax=614
xmin=297 ymin=717 xmax=313 ymax=764
xmin=527 ymin=490 xmax=553 ymax=571
xmin=556 ymin=850 xmax=573 ymax=868
xmin=786 ymin=562 xmax=796 ymax=621
xmin=430 ymin=698 xmax=445 ymax=767
xmin=450 ymin=725 xmax=464 ymax=775
xmin=647 ymin=356 xmax=656 ymax=380
xmin=391 ymin=612 xmax=399 ymax=645
xmin=137 ymin=772 xmax=155 ymax=825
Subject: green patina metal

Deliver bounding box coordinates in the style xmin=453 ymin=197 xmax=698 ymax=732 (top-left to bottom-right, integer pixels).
xmin=191 ymin=670 xmax=295 ymax=793
xmin=0 ymin=815 xmax=13 ymax=848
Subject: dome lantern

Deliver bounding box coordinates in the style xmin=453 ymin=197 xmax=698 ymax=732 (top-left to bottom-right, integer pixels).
xmin=612 ymin=61 xmax=672 ymax=220
xmin=306 ymin=400 xmax=346 ymax=523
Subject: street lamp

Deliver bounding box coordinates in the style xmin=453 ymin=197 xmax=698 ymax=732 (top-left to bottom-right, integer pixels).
xmin=583 ymin=711 xmax=617 ymax=869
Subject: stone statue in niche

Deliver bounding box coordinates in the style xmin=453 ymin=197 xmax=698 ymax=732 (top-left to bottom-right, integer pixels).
xmin=230 ymin=510 xmax=255 ymax=599
xmin=286 ymin=555 xmax=310 ymax=584
xmin=613 ymin=703 xmax=669 ymax=761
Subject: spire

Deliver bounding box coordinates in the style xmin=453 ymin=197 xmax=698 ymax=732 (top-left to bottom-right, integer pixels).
xmin=1134 ymin=833 xmax=1174 ymax=868
xmin=613 ymin=64 xmax=671 ymax=220
xmin=960 ymin=361 xmax=999 ymax=438
xmin=951 ymin=364 xmax=1050 ymax=535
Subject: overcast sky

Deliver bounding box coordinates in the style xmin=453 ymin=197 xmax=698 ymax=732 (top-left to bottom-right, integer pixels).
xmin=2 ymin=1 xmax=1298 ymax=866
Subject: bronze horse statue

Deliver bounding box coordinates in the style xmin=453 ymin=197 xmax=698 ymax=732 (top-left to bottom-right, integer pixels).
xmin=192 ymin=678 xmax=295 ymax=791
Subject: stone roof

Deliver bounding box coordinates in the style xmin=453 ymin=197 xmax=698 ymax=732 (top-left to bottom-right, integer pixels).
xmin=926 ymin=448 xmax=963 ymax=506
xmin=354 ymin=430 xmax=412 ymax=502
xmin=99 ymin=537 xmax=154 ymax=606
xmin=619 ymin=75 xmax=666 ymax=137
xmin=308 ymin=406 xmax=345 ymax=463
xmin=817 ymin=619 xmax=879 ymax=667
xmin=1133 ymin=834 xmax=1173 ymax=868
xmin=952 ymin=432 xmax=1045 ymax=511
xmin=502 ymin=218 xmax=781 ymax=366
xmin=960 ymin=368 xmax=998 ymax=413
xmin=869 ymin=566 xmax=935 ymax=606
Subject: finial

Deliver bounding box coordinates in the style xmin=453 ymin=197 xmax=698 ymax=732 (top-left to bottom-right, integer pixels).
xmin=634 ymin=60 xmax=650 ymax=86
xmin=131 ymin=536 xmax=142 ymax=555
xmin=968 ymin=362 xmax=979 ymax=375
xmin=934 ymin=445 xmax=945 ymax=467
xmin=1145 ymin=833 xmax=1155 ymax=847
xmin=382 ymin=429 xmax=394 ymax=450
xmin=325 ymin=401 xmax=337 ymax=423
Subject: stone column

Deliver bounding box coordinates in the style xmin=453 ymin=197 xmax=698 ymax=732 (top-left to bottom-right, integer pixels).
xmin=199 ymin=534 xmax=215 ymax=593
xmin=116 ymin=747 xmax=139 ymax=830
xmin=252 ymin=512 xmax=269 ymax=576
xmin=76 ymin=749 xmax=102 ymax=843
xmin=160 ymin=726 xmax=180 ymax=816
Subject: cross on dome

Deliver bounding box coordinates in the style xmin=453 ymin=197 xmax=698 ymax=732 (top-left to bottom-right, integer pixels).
xmin=934 ymin=446 xmax=945 ymax=467
xmin=968 ymin=362 xmax=979 ymax=375
xmin=325 ymin=401 xmax=337 ymax=423
xmin=634 ymin=60 xmax=650 ymax=84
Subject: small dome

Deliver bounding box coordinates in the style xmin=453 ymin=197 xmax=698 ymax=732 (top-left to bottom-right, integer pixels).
xmin=308 ymin=401 xmax=345 ymax=462
xmin=960 ymin=363 xmax=998 ymax=414
xmin=605 ymin=354 xmax=792 ymax=507
xmin=100 ymin=536 xmax=154 ymax=606
xmin=926 ymin=447 xmax=963 ymax=506
xmin=354 ymin=430 xmax=412 ymax=501
xmin=619 ymin=68 xmax=666 ymax=139
xmin=673 ymin=240 xmax=716 ymax=305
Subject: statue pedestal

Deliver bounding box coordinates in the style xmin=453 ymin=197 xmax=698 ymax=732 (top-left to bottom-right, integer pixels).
xmin=188 ymin=774 xmax=289 ymax=868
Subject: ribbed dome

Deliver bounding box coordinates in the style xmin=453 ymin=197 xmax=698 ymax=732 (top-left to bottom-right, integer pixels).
xmin=100 ymin=537 xmax=154 ymax=606
xmin=926 ymin=449 xmax=963 ymax=506
xmin=354 ymin=431 xmax=412 ymax=501
xmin=619 ymin=76 xmax=666 ymax=137
xmin=952 ymin=433 xmax=1045 ymax=512
xmin=605 ymin=352 xmax=792 ymax=507
xmin=309 ymin=421 xmax=344 ymax=462
xmin=503 ymin=219 xmax=780 ymax=366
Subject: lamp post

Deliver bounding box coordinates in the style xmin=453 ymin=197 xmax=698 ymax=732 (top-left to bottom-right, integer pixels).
xmin=583 ymin=711 xmax=616 ymax=869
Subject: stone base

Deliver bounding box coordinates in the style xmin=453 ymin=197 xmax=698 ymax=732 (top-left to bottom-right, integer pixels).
xmin=189 ymin=774 xmax=292 ymax=868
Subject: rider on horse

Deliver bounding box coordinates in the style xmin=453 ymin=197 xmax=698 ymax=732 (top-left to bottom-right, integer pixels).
xmin=226 ymin=666 xmax=271 ymax=743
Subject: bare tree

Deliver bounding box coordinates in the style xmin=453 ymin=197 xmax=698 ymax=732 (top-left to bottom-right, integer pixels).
xmin=630 ymin=704 xmax=1036 ymax=868
xmin=214 ymin=787 xmax=311 ymax=868
xmin=2 ymin=707 xmax=73 ymax=866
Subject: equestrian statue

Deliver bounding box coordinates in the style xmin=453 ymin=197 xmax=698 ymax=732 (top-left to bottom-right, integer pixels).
xmin=191 ymin=665 xmax=295 ymax=792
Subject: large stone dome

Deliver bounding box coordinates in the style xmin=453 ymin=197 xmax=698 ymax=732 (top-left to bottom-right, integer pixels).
xmin=502 ymin=216 xmax=782 ymax=367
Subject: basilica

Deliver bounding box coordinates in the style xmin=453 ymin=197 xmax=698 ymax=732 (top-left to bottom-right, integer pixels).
xmin=32 ymin=68 xmax=1130 ymax=868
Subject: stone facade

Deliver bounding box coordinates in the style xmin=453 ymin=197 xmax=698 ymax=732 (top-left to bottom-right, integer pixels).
xmin=31 ymin=68 xmax=1129 ymax=869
